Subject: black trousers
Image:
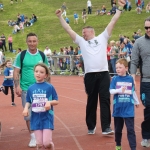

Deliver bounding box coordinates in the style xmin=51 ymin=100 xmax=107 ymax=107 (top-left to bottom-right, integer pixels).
xmin=140 ymin=82 xmax=150 ymax=139
xmin=3 ymin=86 xmax=14 ymax=103
xmin=114 ymin=117 xmax=136 ymax=150
xmin=2 ymin=42 xmax=7 ymax=51
xmin=88 ymin=6 xmax=92 ymax=14
xmin=84 ymin=71 xmax=111 ymax=131
xmin=8 ymin=43 xmax=13 ymax=52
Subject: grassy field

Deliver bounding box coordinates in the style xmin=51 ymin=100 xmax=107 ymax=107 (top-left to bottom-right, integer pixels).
xmin=0 ymin=0 xmax=150 ymax=58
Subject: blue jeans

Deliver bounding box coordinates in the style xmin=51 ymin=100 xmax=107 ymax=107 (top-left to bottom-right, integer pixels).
xmin=111 ymin=58 xmax=117 ymax=74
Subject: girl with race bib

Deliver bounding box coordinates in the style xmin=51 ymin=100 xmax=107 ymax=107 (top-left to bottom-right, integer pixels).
xmin=22 ymin=63 xmax=59 ymax=150
xmin=0 ymin=60 xmax=15 ymax=106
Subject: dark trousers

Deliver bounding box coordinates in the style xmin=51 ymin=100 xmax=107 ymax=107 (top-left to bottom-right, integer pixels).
xmin=140 ymin=82 xmax=150 ymax=139
xmin=2 ymin=42 xmax=7 ymax=51
xmin=84 ymin=71 xmax=111 ymax=131
xmin=2 ymin=86 xmax=14 ymax=103
xmin=88 ymin=6 xmax=92 ymax=14
xmin=114 ymin=117 xmax=136 ymax=150
xmin=8 ymin=43 xmax=13 ymax=52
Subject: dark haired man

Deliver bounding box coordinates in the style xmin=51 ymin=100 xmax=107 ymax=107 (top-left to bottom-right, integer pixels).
xmin=56 ymin=0 xmax=125 ymax=135
xmin=13 ymin=33 xmax=48 ymax=147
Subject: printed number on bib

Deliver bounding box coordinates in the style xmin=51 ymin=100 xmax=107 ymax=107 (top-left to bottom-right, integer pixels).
xmin=32 ymin=98 xmax=48 ymax=113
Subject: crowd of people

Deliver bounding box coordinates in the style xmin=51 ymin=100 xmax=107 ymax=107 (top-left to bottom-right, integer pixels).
xmin=7 ymin=13 xmax=37 ymax=34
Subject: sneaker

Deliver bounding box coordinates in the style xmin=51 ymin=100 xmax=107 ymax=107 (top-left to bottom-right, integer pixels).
xmin=88 ymin=127 xmax=96 ymax=135
xmin=60 ymin=72 xmax=65 ymax=75
xmin=28 ymin=135 xmax=36 ymax=147
xmin=0 ymin=86 xmax=3 ymax=92
xmin=102 ymin=127 xmax=114 ymax=135
xmin=11 ymin=102 xmax=16 ymax=106
xmin=116 ymin=146 xmax=122 ymax=150
xmin=141 ymin=139 xmax=150 ymax=147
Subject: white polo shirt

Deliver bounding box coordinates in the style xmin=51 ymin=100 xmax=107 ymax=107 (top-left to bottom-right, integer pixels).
xmin=75 ymin=29 xmax=110 ymax=74
xmin=87 ymin=0 xmax=92 ymax=7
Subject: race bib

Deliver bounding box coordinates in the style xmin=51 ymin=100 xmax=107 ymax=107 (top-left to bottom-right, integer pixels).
xmin=32 ymin=98 xmax=48 ymax=113
xmin=116 ymin=82 xmax=132 ymax=95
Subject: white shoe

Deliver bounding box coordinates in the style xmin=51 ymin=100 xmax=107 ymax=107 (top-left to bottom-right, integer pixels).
xmin=60 ymin=72 xmax=64 ymax=75
xmin=141 ymin=139 xmax=150 ymax=147
xmin=28 ymin=134 xmax=36 ymax=147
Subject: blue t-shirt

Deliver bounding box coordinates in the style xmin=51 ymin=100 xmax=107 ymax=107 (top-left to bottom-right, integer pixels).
xmin=110 ymin=75 xmax=135 ymax=118
xmin=74 ymin=13 xmax=78 ymax=19
xmin=26 ymin=82 xmax=58 ymax=130
xmin=3 ymin=67 xmax=14 ymax=86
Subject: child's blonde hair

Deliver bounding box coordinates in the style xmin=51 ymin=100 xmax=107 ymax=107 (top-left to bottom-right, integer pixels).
xmin=34 ymin=63 xmax=51 ymax=82
xmin=116 ymin=58 xmax=128 ymax=67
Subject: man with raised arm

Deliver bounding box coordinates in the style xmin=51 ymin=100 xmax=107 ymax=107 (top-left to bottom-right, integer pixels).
xmin=55 ymin=0 xmax=125 ymax=135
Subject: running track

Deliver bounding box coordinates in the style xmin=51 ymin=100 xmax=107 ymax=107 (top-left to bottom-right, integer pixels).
xmin=0 ymin=75 xmax=146 ymax=150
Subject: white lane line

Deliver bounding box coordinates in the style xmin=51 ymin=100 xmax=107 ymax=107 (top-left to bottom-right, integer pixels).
xmin=55 ymin=86 xmax=85 ymax=92
xmin=59 ymin=95 xmax=86 ymax=104
xmin=55 ymin=115 xmax=83 ymax=150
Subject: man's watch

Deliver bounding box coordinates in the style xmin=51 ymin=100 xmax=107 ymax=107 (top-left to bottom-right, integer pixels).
xmin=118 ymin=6 xmax=123 ymax=11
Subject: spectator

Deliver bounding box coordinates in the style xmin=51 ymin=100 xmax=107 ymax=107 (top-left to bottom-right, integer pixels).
xmin=82 ymin=9 xmax=87 ymax=24
xmin=0 ymin=38 xmax=3 ymax=51
xmin=0 ymin=3 xmax=3 ymax=11
xmin=61 ymin=2 xmax=67 ymax=17
xmin=111 ymin=0 xmax=116 ymax=7
xmin=127 ymin=0 xmax=132 ymax=11
xmin=8 ymin=34 xmax=13 ymax=52
xmin=110 ymin=4 xmax=117 ymax=15
xmin=65 ymin=16 xmax=70 ymax=24
xmin=109 ymin=40 xmax=117 ymax=74
xmin=19 ymin=22 xmax=24 ymax=33
xmin=95 ymin=8 xmax=101 ymax=15
xmin=146 ymin=1 xmax=150 ymax=13
xmin=74 ymin=12 xmax=79 ymax=24
xmin=136 ymin=3 xmax=142 ymax=14
xmin=77 ymin=46 xmax=84 ymax=73
xmin=68 ymin=46 xmax=74 ymax=55
xmin=107 ymin=43 xmax=113 ymax=76
xmin=1 ymin=34 xmax=7 ymax=52
xmin=44 ymin=46 xmax=53 ymax=71
xmin=12 ymin=24 xmax=20 ymax=34
xmin=87 ymin=0 xmax=92 ymax=14
xmin=20 ymin=14 xmax=25 ymax=24
xmin=32 ymin=14 xmax=37 ymax=22
xmin=100 ymin=5 xmax=107 ymax=15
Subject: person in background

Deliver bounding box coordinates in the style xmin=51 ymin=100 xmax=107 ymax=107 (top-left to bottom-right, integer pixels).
xmin=8 ymin=35 xmax=13 ymax=52
xmin=87 ymin=0 xmax=92 ymax=14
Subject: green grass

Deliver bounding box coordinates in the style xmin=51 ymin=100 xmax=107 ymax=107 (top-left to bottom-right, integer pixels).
xmin=0 ymin=0 xmax=149 ymax=58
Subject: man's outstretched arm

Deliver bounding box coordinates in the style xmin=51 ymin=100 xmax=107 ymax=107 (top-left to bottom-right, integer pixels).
xmin=107 ymin=0 xmax=126 ymax=36
xmin=55 ymin=9 xmax=76 ymax=41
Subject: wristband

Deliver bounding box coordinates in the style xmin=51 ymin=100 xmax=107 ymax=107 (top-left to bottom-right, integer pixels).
xmin=118 ymin=6 xmax=123 ymax=11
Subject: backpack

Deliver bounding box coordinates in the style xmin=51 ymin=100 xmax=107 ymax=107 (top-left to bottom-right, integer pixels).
xmin=20 ymin=50 xmax=45 ymax=74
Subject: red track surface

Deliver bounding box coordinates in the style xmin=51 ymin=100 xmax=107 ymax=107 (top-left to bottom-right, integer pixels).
xmin=0 ymin=75 xmax=146 ymax=150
